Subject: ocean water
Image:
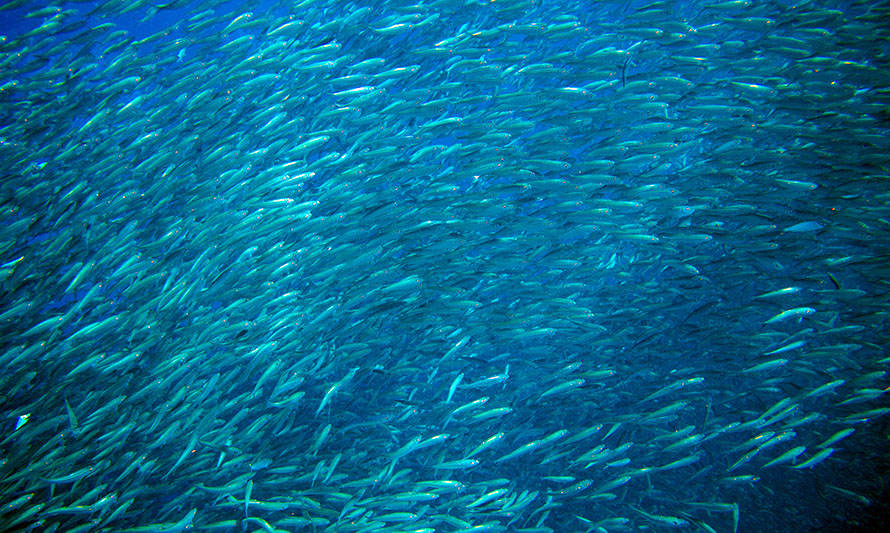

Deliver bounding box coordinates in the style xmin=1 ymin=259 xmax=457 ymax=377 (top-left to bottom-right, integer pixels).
xmin=1 ymin=0 xmax=889 ymax=531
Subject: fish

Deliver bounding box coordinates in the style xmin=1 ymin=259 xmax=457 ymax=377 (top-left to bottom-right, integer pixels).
xmin=764 ymin=307 xmax=817 ymax=325
xmin=761 ymin=445 xmax=807 ymax=468
xmin=0 ymin=1 xmax=885 ymax=532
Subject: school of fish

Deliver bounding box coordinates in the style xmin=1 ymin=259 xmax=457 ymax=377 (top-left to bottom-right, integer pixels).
xmin=1 ymin=0 xmax=889 ymax=531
